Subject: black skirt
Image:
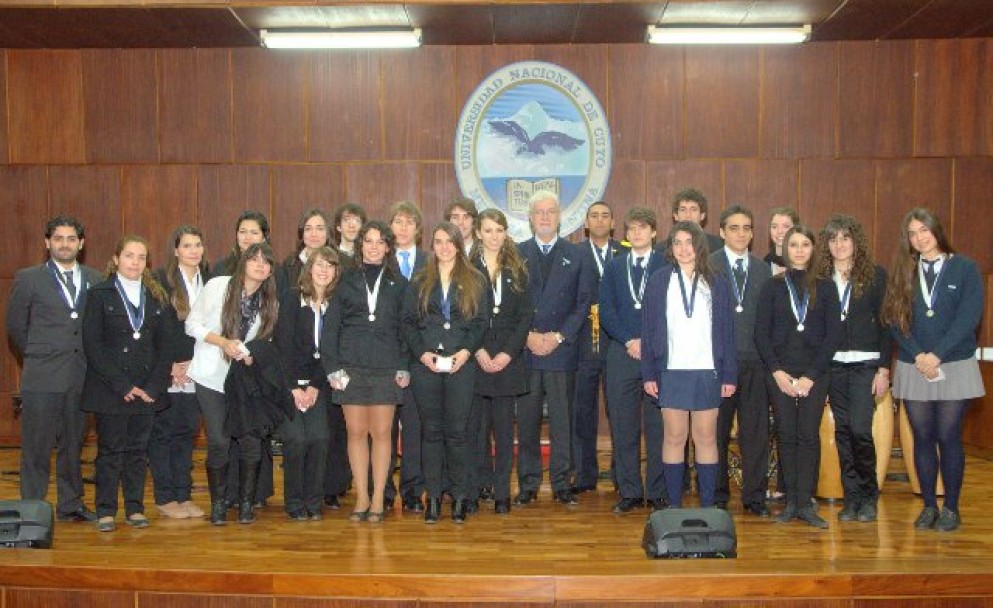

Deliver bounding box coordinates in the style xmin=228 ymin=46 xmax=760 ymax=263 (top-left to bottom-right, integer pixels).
xmin=331 ymin=366 xmax=404 ymax=406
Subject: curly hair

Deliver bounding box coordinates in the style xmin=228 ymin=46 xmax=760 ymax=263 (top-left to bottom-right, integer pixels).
xmin=105 ymin=235 xmax=168 ymax=306
xmin=665 ymin=221 xmax=715 ymax=284
xmin=813 ymin=214 xmax=876 ymax=300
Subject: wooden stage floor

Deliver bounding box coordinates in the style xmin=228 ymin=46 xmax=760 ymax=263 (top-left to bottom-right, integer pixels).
xmin=0 ymin=446 xmax=992 ymax=607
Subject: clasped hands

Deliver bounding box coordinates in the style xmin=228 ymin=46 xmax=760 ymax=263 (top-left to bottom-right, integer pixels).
xmin=526 ymin=331 xmax=560 ymax=357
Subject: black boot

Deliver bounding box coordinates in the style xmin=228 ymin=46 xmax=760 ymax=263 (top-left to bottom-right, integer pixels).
xmin=424 ymin=497 xmax=441 ymax=524
xmin=452 ymin=499 xmax=468 ymax=524
xmin=207 ymin=465 xmax=228 ymax=526
xmin=238 ymin=459 xmax=260 ymax=524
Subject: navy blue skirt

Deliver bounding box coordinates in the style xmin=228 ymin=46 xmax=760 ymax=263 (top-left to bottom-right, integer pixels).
xmin=657 ymin=369 xmax=721 ymax=411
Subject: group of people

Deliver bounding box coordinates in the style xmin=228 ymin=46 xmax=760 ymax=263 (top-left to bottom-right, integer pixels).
xmin=5 ymin=187 xmax=985 ymax=534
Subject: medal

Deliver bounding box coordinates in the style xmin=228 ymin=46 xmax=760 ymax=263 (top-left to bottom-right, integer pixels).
xmin=365 ymin=267 xmax=385 ymax=326
xmin=48 ymin=261 xmax=82 ymax=319
xmin=493 ymin=306 xmax=500 ymax=315
xmin=368 ymin=314 xmax=376 ymax=322
xmin=626 ymin=251 xmax=650 ymax=311
xmin=440 ymin=282 xmax=452 ymax=331
xmin=919 ymin=256 xmax=948 ymax=319
xmin=796 ymin=324 xmax=804 ymax=333
xmin=114 ymin=277 xmax=146 ymax=343
xmin=313 ymin=352 xmax=321 ymax=359
xmin=784 ymin=271 xmax=809 ymax=333
xmin=443 ymin=322 xmax=451 ymax=330
xmin=926 ymin=309 xmax=935 ymax=318
xmin=676 ymin=268 xmax=700 ymax=319
xmin=726 ymin=254 xmax=748 ymax=315
xmin=71 ymin=311 xmax=79 ymax=319
xmin=735 ymin=305 xmax=743 ymax=313
xmin=133 ymin=331 xmax=142 ymax=340
xmin=635 ymin=302 xmax=642 ymax=310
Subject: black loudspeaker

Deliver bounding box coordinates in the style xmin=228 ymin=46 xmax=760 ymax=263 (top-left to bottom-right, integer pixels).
xmin=0 ymin=500 xmax=54 ymax=549
xmin=642 ymin=508 xmax=736 ymax=559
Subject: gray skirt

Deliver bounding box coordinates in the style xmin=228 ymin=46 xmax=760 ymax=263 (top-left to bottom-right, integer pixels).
xmin=892 ymin=358 xmax=985 ymax=401
xmin=330 ymin=367 xmax=404 ymax=406
xmin=657 ymin=369 xmax=722 ymax=411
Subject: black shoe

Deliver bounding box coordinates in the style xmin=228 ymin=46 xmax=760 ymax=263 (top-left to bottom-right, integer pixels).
xmin=838 ymin=504 xmax=859 ymax=522
xmin=424 ymin=498 xmax=441 ymax=524
xmin=287 ymin=510 xmax=308 ymax=521
xmin=466 ymin=499 xmax=479 ymax=515
xmin=797 ymin=507 xmax=829 ymax=529
xmin=612 ymin=497 xmax=644 ymax=513
xmin=934 ymin=507 xmax=960 ymax=532
xmin=714 ymin=501 xmax=728 ymax=510
xmin=403 ymin=496 xmax=424 ymax=512
xmin=857 ymin=502 xmax=877 ymax=523
xmin=238 ymin=501 xmax=256 ymax=524
xmin=646 ymin=498 xmax=669 ymax=512
xmin=383 ymin=496 xmax=395 ymax=511
xmin=494 ymin=499 xmax=511 ymax=515
xmin=744 ymin=502 xmax=770 ymax=517
xmin=571 ymin=484 xmax=596 ymax=494
xmin=478 ymin=486 xmax=496 ymax=502
xmin=513 ymin=490 xmax=537 ymax=506
xmin=914 ymin=506 xmax=939 ymax=529
xmin=58 ymin=506 xmax=98 ymax=522
xmin=776 ymin=503 xmax=797 ymax=524
xmin=210 ymin=501 xmax=227 ymax=526
xmin=323 ymin=495 xmax=341 ymax=510
xmin=452 ymin=499 xmax=468 ymax=524
xmin=554 ymin=490 xmax=579 ymax=506
xmin=307 ymin=508 xmax=323 ymax=521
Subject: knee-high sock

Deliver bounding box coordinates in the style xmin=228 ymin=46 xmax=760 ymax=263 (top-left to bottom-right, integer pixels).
xmin=663 ymin=462 xmax=685 ymax=508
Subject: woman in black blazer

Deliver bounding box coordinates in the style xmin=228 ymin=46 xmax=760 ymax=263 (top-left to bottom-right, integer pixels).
xmin=813 ymin=214 xmax=891 ymax=524
xmin=282 ymin=208 xmax=345 ymax=291
xmin=321 ymin=221 xmax=409 ymax=523
xmin=471 ymin=209 xmax=532 ymax=514
xmin=148 ymin=225 xmax=211 ymax=521
xmin=402 ymin=222 xmax=489 ymax=524
xmin=275 ymin=246 xmax=342 ymax=521
xmin=82 ymin=235 xmax=172 ymax=532
xmin=754 ymin=225 xmax=842 ymax=529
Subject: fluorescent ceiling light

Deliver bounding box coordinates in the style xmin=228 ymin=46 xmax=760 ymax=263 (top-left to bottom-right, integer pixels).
xmin=261 ymin=29 xmax=422 ymax=49
xmin=647 ymin=25 xmax=811 ymax=45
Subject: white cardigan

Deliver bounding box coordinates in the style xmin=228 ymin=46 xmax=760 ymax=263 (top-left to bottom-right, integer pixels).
xmin=186 ymin=276 xmax=261 ymax=393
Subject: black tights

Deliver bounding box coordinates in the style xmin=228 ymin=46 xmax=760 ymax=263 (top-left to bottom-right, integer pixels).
xmin=904 ymin=399 xmax=968 ymax=512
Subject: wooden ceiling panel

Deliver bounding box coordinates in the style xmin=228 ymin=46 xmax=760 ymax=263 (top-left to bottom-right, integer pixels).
xmin=740 ymin=0 xmax=843 ymax=25
xmin=810 ymin=0 xmax=931 ymax=41
xmin=407 ymin=4 xmax=493 ymax=45
xmin=574 ymin=4 xmax=661 ymax=44
xmin=492 ymin=4 xmax=578 ymax=44
xmin=886 ymin=0 xmax=993 ymax=40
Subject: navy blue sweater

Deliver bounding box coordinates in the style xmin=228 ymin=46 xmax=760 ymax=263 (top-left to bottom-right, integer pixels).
xmin=891 ymin=254 xmax=984 ymax=364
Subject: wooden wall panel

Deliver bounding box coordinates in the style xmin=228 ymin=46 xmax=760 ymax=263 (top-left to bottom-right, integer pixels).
xmin=121 ymin=165 xmax=198 ymax=265
xmin=724 ymin=160 xmax=800 ymax=256
xmin=915 ymin=39 xmax=993 ymax=157
xmin=82 ymin=49 xmax=159 ymax=163
xmin=0 ymin=51 xmax=8 ymax=165
xmin=684 ymin=47 xmax=760 ymax=159
xmin=799 ymin=159 xmax=875 ymax=237
xmin=0 ymin=280 xmax=17 ymax=396
xmin=952 ymin=158 xmax=993 ymax=274
xmin=196 ymin=165 xmax=272 ymax=264
xmin=0 ymin=167 xmax=49 ymax=278
xmin=137 ymin=593 xmax=274 ymax=608
xmin=309 ymin=51 xmax=381 ymax=162
xmin=7 ymin=50 xmax=85 ymax=164
xmin=761 ymin=44 xmax=838 ymax=159
xmin=532 ymin=44 xmax=609 ymax=107
xmin=270 ymin=164 xmax=346 ymax=257
xmin=232 ymin=49 xmax=308 ymax=162
xmin=6 ymin=588 xmax=133 ymax=608
xmin=159 ymin=49 xmax=233 ymax=163
xmin=344 ymin=163 xmax=420 ymax=229
xmin=48 ymin=165 xmax=124 ymax=268
xmin=382 ymin=47 xmax=456 ymax=161
xmin=838 ymin=41 xmax=915 ymax=158
xmin=873 ymin=159 xmax=953 ymax=262
xmin=601 ymin=159 xmax=647 ymax=233
xmin=419 ymin=162 xmax=459 ymax=233
xmin=646 ymin=160 xmax=723 ymax=238
xmin=276 ymin=600 xmax=414 ymax=608
xmin=608 ymin=45 xmax=682 ymax=160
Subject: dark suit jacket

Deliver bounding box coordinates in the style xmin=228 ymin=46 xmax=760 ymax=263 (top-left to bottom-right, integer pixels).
xmin=517 ymin=237 xmax=598 ymax=372
xmin=599 ymin=249 xmax=667 ymax=346
xmin=640 ymin=264 xmax=738 ymax=386
xmin=153 ymin=265 xmax=213 ymax=365
xmin=6 ymin=261 xmax=102 ymax=393
xmin=80 ymin=278 xmax=172 ymax=414
xmin=401 ymin=270 xmax=489 ymax=360
xmin=395 ymin=247 xmax=428 ymax=282
xmin=577 ymin=238 xmax=626 ymax=361
xmin=275 ymin=287 xmax=329 ymax=388
xmin=472 ymin=258 xmax=534 ymax=396
xmin=709 ymin=249 xmax=771 ymax=362
xmin=321 ymin=265 xmax=409 ymax=374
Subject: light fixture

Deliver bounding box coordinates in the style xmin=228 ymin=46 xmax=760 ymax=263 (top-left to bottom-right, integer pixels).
xmin=260 ymin=28 xmax=422 ymax=50
xmin=647 ymin=25 xmax=811 ymax=45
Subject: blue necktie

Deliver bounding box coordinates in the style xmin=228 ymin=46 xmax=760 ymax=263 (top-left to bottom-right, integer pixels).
xmin=923 ymin=259 xmax=937 ymax=292
xmin=541 ymin=244 xmax=551 ymax=255
xmin=632 ymin=256 xmax=644 ymax=286
xmin=400 ymin=251 xmax=412 ymax=280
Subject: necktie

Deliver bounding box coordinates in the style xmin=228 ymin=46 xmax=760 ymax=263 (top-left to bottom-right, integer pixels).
xmin=400 ymin=251 xmax=412 ymax=280
xmin=541 ymin=244 xmax=551 ymax=255
xmin=64 ymin=270 xmax=77 ymax=301
xmin=733 ymin=258 xmax=746 ymax=294
xmin=632 ymin=256 xmax=644 ymax=286
xmin=923 ymin=259 xmax=937 ymax=292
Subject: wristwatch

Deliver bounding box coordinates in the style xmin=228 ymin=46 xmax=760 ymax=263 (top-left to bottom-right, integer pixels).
xmin=554 ymin=332 xmax=564 ymax=344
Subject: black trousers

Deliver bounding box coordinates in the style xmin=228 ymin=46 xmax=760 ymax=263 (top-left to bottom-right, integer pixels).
xmin=412 ymin=361 xmax=477 ymax=499
xmin=388 ymin=387 xmax=425 ymax=500
xmin=94 ymin=412 xmax=154 ymax=518
xmin=470 ymin=392 xmax=494 ymax=493
xmin=769 ymin=373 xmax=830 ymax=507
xmin=280 ymin=389 xmax=330 ymax=513
xmin=716 ymin=359 xmax=770 ymax=506
xmin=19 ymin=390 xmax=89 ymax=517
xmin=474 ymin=394 xmax=516 ymax=501
xmin=572 ymin=358 xmax=605 ymax=488
xmin=828 ymin=364 xmax=879 ymax=507
xmin=323 ymin=399 xmax=351 ymax=497
xmin=195 ymin=383 xmax=267 ymax=501
xmin=518 ymin=369 xmax=575 ymax=494
xmin=147 ymin=391 xmax=201 ymax=505
xmin=604 ymin=341 xmax=664 ymax=500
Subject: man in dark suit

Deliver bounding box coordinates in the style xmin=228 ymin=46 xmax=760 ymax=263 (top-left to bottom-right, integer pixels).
xmin=657 ymin=187 xmax=724 ymax=255
xmin=572 ymin=201 xmax=626 ymax=494
xmin=599 ymin=207 xmax=668 ymax=513
xmin=389 ymin=200 xmax=428 ymax=512
xmin=6 ymin=215 xmax=101 ymax=522
xmin=515 ymin=191 xmax=598 ymax=506
xmin=710 ymin=204 xmax=773 ymax=515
